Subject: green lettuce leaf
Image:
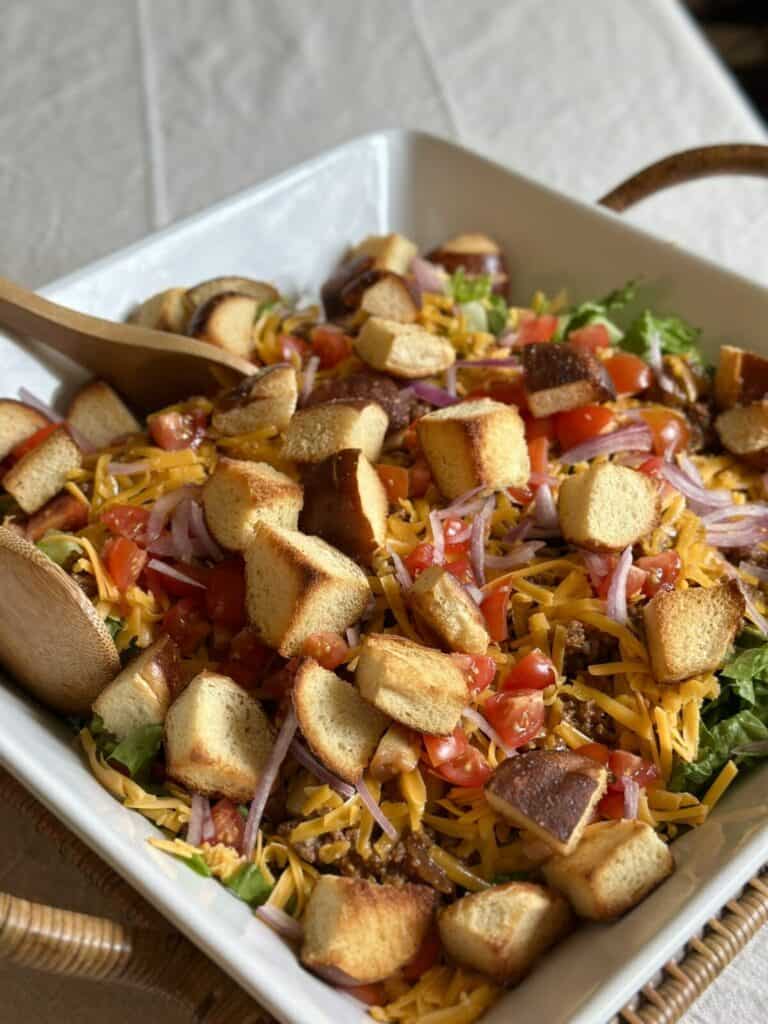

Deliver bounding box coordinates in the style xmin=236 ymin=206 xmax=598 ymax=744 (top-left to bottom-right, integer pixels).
xmin=225 ymin=864 xmax=273 ymax=906
xmin=557 ymin=280 xmax=635 ymax=341
xmin=449 ymin=268 xmax=492 ymax=304
xmin=179 ymin=852 xmax=213 ymax=877
xmin=105 ymin=616 xmax=123 ymax=640
xmin=620 ymin=310 xmax=701 ymax=362
xmin=36 ymin=536 xmax=82 ymax=567
xmin=486 ymin=294 xmax=509 ymax=336
xmin=109 ymin=724 xmax=164 ymax=778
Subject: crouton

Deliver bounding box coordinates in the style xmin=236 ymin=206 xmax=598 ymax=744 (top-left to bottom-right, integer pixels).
xmin=92 ymin=636 xmax=178 ymax=740
xmin=164 ymin=670 xmax=273 ymax=802
xmin=129 ymin=287 xmax=190 ymax=334
xmin=543 ymin=819 xmax=673 ymax=920
xmin=558 ymin=462 xmax=658 ymax=552
xmin=644 ymin=580 xmax=744 ymax=684
xmin=3 ymin=426 xmax=82 ymax=515
xmin=417 ymin=398 xmax=529 ymax=499
xmin=355 ymin=633 xmax=468 ymax=735
xmin=0 ymin=399 xmax=48 ymax=460
xmin=714 ymin=345 xmax=768 ymax=409
xmin=244 ymin=522 xmax=371 ymax=656
xmin=185 ymin=276 xmax=278 ymax=313
xmin=211 ymin=365 xmax=298 ymax=435
xmin=409 ymin=565 xmax=490 ymax=654
xmin=187 ymin=292 xmax=260 ymax=359
xmin=360 ymin=275 xmax=418 ymax=323
xmin=438 ymin=882 xmax=572 ymax=983
xmin=202 ymin=459 xmax=302 ymax=552
xmin=300 ymin=449 xmax=387 ymax=564
xmin=715 ymin=402 xmax=768 ymax=468
xmin=301 ymin=875 xmax=435 ymax=984
xmin=67 ymin=381 xmax=141 ymax=449
xmin=486 ymin=751 xmax=608 ymax=855
xmin=322 ymin=256 xmax=418 ymax=324
xmin=521 ymin=342 xmax=615 ymax=418
xmin=292 ymin=659 xmax=389 ymax=782
xmin=282 ymin=400 xmax=388 ymax=464
xmin=354 ymin=317 xmax=456 ymax=379
xmin=350 ymin=233 xmax=418 ymax=275
xmin=369 ymin=723 xmax=421 ymax=782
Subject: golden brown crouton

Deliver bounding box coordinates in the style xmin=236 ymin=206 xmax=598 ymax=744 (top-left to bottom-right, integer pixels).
xmin=0 ymin=399 xmax=48 ymax=460
xmin=3 ymin=426 xmax=82 ymax=514
xmin=438 ymin=882 xmax=572 ymax=983
xmin=320 ymin=255 xmax=419 ymax=325
xmin=360 ymin=274 xmax=418 ymax=323
xmin=417 ymin=398 xmax=529 ymax=499
xmin=714 ymin=345 xmax=768 ymax=409
xmin=301 ymin=875 xmax=435 ymax=984
xmin=211 ymin=365 xmax=298 ymax=434
xmin=486 ymin=751 xmax=608 ymax=855
xmin=129 ymin=287 xmax=190 ymax=334
xmin=557 ymin=462 xmax=659 ymax=552
xmin=350 ymin=233 xmax=418 ymax=275
xmin=354 ymin=317 xmax=456 ymax=379
xmin=244 ymin=522 xmax=371 ymax=656
xmin=521 ymin=342 xmax=615 ymax=418
xmin=715 ymin=402 xmax=768 ymax=468
xmin=185 ymin=276 xmax=278 ymax=313
xmin=164 ymin=671 xmax=273 ymax=802
xmin=543 ymin=820 xmax=673 ymax=920
xmin=283 ymin=400 xmax=388 ymax=464
xmin=369 ymin=724 xmax=421 ymax=782
xmin=292 ymin=659 xmax=389 ymax=782
xmin=644 ymin=581 xmax=744 ymax=684
xmin=300 ymin=449 xmax=387 ymax=565
xmin=92 ymin=637 xmax=177 ymax=740
xmin=202 ymin=459 xmax=302 ymax=552
xmin=409 ymin=565 xmax=490 ymax=654
xmin=67 ymin=381 xmax=141 ymax=449
xmin=355 ymin=633 xmax=468 ymax=735
xmin=187 ymin=292 xmax=260 ymax=359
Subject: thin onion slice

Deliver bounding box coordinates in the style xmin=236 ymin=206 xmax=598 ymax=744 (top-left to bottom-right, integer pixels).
xmin=437 ymin=486 xmax=486 ymax=519
xmin=559 ymin=424 xmax=652 ymax=465
xmin=580 ymin=549 xmax=612 ymax=590
xmin=497 ymin=329 xmax=519 ymax=348
xmin=187 ymin=793 xmax=206 ymax=846
xmin=107 ymin=460 xmax=151 ymax=476
xmin=255 ymin=904 xmax=303 ymax=941
xmin=707 ymin=525 xmax=768 ymax=549
xmin=410 ymin=256 xmax=447 ymax=297
xmin=533 ymin=484 xmax=558 ymax=531
xmin=188 ymin=500 xmax=224 ymax=562
xmin=201 ymin=797 xmax=216 ymax=844
xmin=300 ymin=355 xmax=320 ymax=405
xmin=462 ymin=707 xmax=515 ymax=758
xmin=503 ymin=519 xmax=533 ymax=544
xmin=345 ymin=624 xmax=361 ymax=647
xmin=660 ymin=462 xmax=732 ymax=509
xmin=429 ymin=509 xmax=445 ymax=565
xmin=289 ymin=738 xmax=356 ymax=797
xmin=18 ymin=387 xmax=62 ymax=422
xmin=355 ymin=777 xmax=398 ymax=840
xmin=146 ymin=559 xmax=206 ymax=589
xmin=171 ymin=498 xmax=196 ymax=564
xmin=606 ymin=545 xmax=633 ymax=624
xmin=484 ymin=542 xmax=545 ymax=570
xmin=147 ymin=485 xmax=201 ymax=541
xmin=741 ymin=562 xmax=768 ymax=583
xmin=243 ymin=706 xmax=298 ymax=859
xmin=410 ymin=381 xmax=459 ymax=407
xmin=622 ymin=776 xmax=640 ymax=819
xmin=470 ymin=495 xmax=495 ymax=586
xmin=465 ymin=584 xmax=485 ymax=605
xmin=702 ymin=504 xmax=767 ymax=525
xmin=389 ymin=549 xmax=413 ymax=590
xmin=445 ymin=364 xmax=457 ymax=398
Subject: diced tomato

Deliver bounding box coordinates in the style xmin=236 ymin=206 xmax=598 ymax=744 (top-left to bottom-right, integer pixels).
xmin=101 ymin=504 xmax=150 ymax=542
xmin=310 ymin=325 xmax=352 ymax=369
xmin=598 ymin=791 xmax=626 ymax=820
xmin=423 ymin=726 xmax=469 ymax=768
xmin=205 ymin=558 xmax=247 ymax=630
xmin=554 ymin=405 xmax=616 ymax=451
xmin=26 ymin=493 xmax=89 ymax=542
xmin=593 ymin=561 xmax=647 ymax=601
xmin=483 ymin=689 xmax=545 ymax=748
xmin=501 ymin=650 xmax=557 ymax=692
xmin=402 ymin=420 xmax=421 ymax=452
xmin=567 ymin=323 xmax=611 ymax=353
xmin=452 ymin=653 xmax=497 ymax=694
xmin=280 ymin=334 xmax=311 ymax=364
xmin=604 ymin=353 xmax=652 ymax=396
xmin=575 ymin=742 xmax=611 ymax=766
xmin=608 ymin=750 xmax=659 ymax=789
xmin=149 ymin=409 xmax=207 ymax=451
xmin=507 ymin=485 xmax=534 ymax=505
xmin=162 ymin=598 xmax=210 ymax=656
xmin=409 ymin=458 xmax=432 ymax=498
xmin=404 ymin=542 xmax=435 ymax=580
xmin=302 ymin=631 xmax=350 ymax=670
xmin=376 ymin=464 xmax=409 ymax=504
xmin=144 ymin=561 xmax=209 ymax=601
xmin=343 ymin=983 xmax=386 ymax=1006
xmin=442 ymin=516 xmax=470 ymax=554
xmin=9 ymin=422 xmax=59 ymax=462
xmin=433 ymin=745 xmax=492 ymax=787
xmin=480 ymin=585 xmax=511 ymax=643
xmin=402 ymin=928 xmax=442 ymax=981
xmin=637 ymin=456 xmax=665 ymax=480
xmin=221 ymin=627 xmax=272 ymax=688
xmin=524 ymin=415 xmax=555 ymax=442
xmin=259 ymin=656 xmax=299 ymax=699
xmin=527 ymin=436 xmax=550 ymax=478
xmin=103 ymin=536 xmax=147 ymax=592
xmin=636 ymin=551 xmax=682 ymax=597
xmin=639 ymin=407 xmax=690 ymax=456
xmin=444 ymin=554 xmax=475 ymax=586
xmin=515 ymin=313 xmax=558 ymax=345
xmin=210 ymin=798 xmax=245 ymax=850
xmin=486 ymin=377 xmax=529 ymax=412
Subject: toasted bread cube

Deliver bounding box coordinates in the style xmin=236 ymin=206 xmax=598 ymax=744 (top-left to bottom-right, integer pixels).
xmin=300 ymin=449 xmax=387 ymax=565
xmin=3 ymin=426 xmax=82 ymax=515
xmin=212 ymin=365 xmax=298 ymax=434
xmin=356 ymin=633 xmax=468 ymax=735
xmin=714 ymin=345 xmax=768 ymax=409
xmin=543 ymin=820 xmax=674 ymax=920
xmin=92 ymin=637 xmax=177 ymax=740
xmin=417 ymin=398 xmax=529 ymax=499
xmin=164 ymin=670 xmax=273 ymax=802
xmin=409 ymin=565 xmax=489 ymax=654
xmin=293 ymin=659 xmax=389 ymax=782
xmin=715 ymin=402 xmax=768 ymax=468
xmin=0 ymin=400 xmax=48 ymax=460
xmin=245 ymin=523 xmax=371 ymax=656
xmin=369 ymin=723 xmax=421 ymax=782
xmin=644 ymin=580 xmax=744 ymax=684
xmin=185 ymin=276 xmax=278 ymax=312
xmin=486 ymin=751 xmax=608 ymax=855
xmin=521 ymin=342 xmax=615 ymax=418
xmin=202 ymin=459 xmax=302 ymax=552
xmin=129 ymin=287 xmax=190 ymax=334
xmin=301 ymin=875 xmax=435 ymax=984
xmin=354 ymin=317 xmax=456 ymax=379
xmin=350 ymin=233 xmax=418 ymax=275
xmin=360 ymin=275 xmax=418 ymax=323
xmin=558 ymin=462 xmax=659 ymax=552
xmin=187 ymin=292 xmax=260 ymax=359
xmin=438 ymin=882 xmax=572 ymax=983
xmin=283 ymin=400 xmax=388 ymax=464
xmin=67 ymin=381 xmax=141 ymax=449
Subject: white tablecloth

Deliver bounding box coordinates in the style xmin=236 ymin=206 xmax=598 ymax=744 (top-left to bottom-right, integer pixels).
xmin=1 ymin=2 xmax=767 ymax=1021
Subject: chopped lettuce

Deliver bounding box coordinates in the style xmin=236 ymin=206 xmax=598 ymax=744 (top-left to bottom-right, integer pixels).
xmin=179 ymin=852 xmax=213 ymax=877
xmin=89 ymin=715 xmax=163 ymax=779
xmin=486 ymin=294 xmax=509 ymax=336
xmin=449 ymin=268 xmax=492 ymax=304
xmin=460 ymin=301 xmax=488 ymax=333
xmin=225 ymin=864 xmax=273 ymax=906
xmin=36 ymin=535 xmax=81 ymax=567
xmin=619 ymin=310 xmax=701 ymax=363
xmin=105 ymin=616 xmax=123 ymax=641
xmin=557 ymin=280 xmax=635 ymax=342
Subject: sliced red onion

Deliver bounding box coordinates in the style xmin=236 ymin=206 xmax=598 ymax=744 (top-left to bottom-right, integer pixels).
xmin=146 ymin=533 xmax=176 ymax=557
xmin=289 ymin=738 xmax=356 ymax=797
xmin=188 ymin=500 xmax=224 ymax=562
xmin=201 ymin=797 xmax=216 ymax=844
xmin=429 ymin=509 xmax=445 ymax=565
xmin=606 ymin=545 xmax=633 ymax=624
xmin=534 ymin=484 xmax=559 ymax=531
xmin=660 ymin=462 xmax=732 ymax=510
xmin=147 ymin=485 xmax=201 ymax=541
xmin=677 ymin=453 xmax=704 ymax=486
xmin=497 ymin=329 xmax=519 ymax=348
xmin=300 ymin=355 xmax=320 ymax=405
xmin=485 ymin=542 xmax=545 ymax=570
xmin=646 ymin=328 xmax=663 ymax=373
xmin=580 ymin=549 xmax=613 ymax=590
xmin=146 ymin=559 xmax=206 ymax=589
xmin=702 ymin=504 xmax=767 ymax=525
xmin=410 ymin=256 xmax=447 ymax=297
xmin=445 ymin=364 xmax=457 ymax=398
xmin=614 ymin=452 xmax=651 ymax=469
xmin=345 ymin=624 xmax=361 ymax=647
xmin=243 ymin=706 xmax=297 ymax=859
xmin=462 ymin=707 xmax=516 ymax=758
xmin=503 ymin=519 xmax=533 ymax=544
xmin=437 ymin=497 xmax=486 ymax=521
xmin=355 ymin=777 xmax=397 ymax=839
xmin=437 ymin=486 xmax=485 ymax=518
xmin=410 ymin=381 xmax=459 ymax=407
xmin=559 ymin=424 xmax=653 ymax=465
xmin=17 ymin=387 xmax=62 ymax=421
xmin=187 ymin=793 xmax=206 ymax=846
xmin=470 ymin=495 xmax=495 ymax=586
xmin=255 ymin=904 xmax=303 ymax=941
xmin=455 ymin=357 xmax=520 ymax=368
xmin=622 ymin=776 xmax=640 ymax=819
xmin=707 ymin=525 xmax=768 ymax=549
xmin=740 ymin=562 xmax=768 ymax=583
xmin=171 ymin=498 xmax=196 ymax=564
xmin=389 ymin=549 xmax=413 ymax=590
xmin=107 ymin=460 xmax=151 ymax=476
xmin=741 ymin=585 xmax=768 ymax=636
xmin=465 ymin=584 xmax=485 ymax=605
xmin=529 ymin=471 xmax=559 ymax=487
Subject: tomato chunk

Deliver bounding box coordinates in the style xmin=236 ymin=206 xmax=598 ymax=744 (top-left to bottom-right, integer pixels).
xmin=144 ymin=561 xmax=209 ymax=601
xmin=452 ymin=653 xmax=497 ymax=693
xmin=636 ymin=551 xmax=681 ymax=597
xmin=638 ymin=407 xmax=690 ymax=456
xmin=483 ymin=689 xmax=545 ymax=748
xmin=500 ymin=650 xmax=557 ymax=691
xmin=404 ymin=542 xmax=435 ymax=580
xmin=523 ymin=415 xmax=555 ymax=443
xmin=220 ymin=627 xmax=273 ymax=688
xmin=608 ymin=749 xmax=659 ymax=789
xmin=10 ymin=422 xmax=59 ymax=462
xmin=527 ymin=437 xmax=550 ymax=478
xmin=575 ymin=742 xmax=611 ymax=765
xmin=210 ymin=798 xmax=245 ymax=850
xmin=444 ymin=554 xmax=475 ymax=586
xmin=376 ymin=464 xmax=409 ymax=504
xmin=149 ymin=409 xmax=207 ymax=451
xmin=555 ymin=405 xmax=616 ymax=451
xmin=26 ymin=493 xmax=89 ymax=542
xmin=301 ymin=631 xmax=350 ymax=669
xmin=567 ymin=323 xmax=611 ymax=353
xmin=343 ymin=983 xmax=386 ymax=1006
xmin=433 ymin=745 xmax=492 ymax=787
xmin=408 ymin=458 xmax=432 ymax=498
xmin=593 ymin=561 xmax=647 ymax=601
xmin=442 ymin=517 xmax=470 ymax=554
xmin=162 ymin=598 xmax=210 ymax=656
xmin=205 ymin=558 xmax=247 ymax=630
xmin=598 ymin=791 xmax=625 ymax=820
xmin=480 ymin=585 xmax=510 ymax=643
xmin=311 ymin=325 xmax=352 ymax=368
xmin=103 ymin=536 xmax=147 ymax=592
xmin=515 ymin=313 xmax=558 ymax=345
xmin=280 ymin=334 xmax=311 ymax=364
xmin=101 ymin=504 xmax=150 ymax=542
xmin=423 ymin=726 xmax=468 ymax=768
xmin=604 ymin=353 xmax=652 ymax=396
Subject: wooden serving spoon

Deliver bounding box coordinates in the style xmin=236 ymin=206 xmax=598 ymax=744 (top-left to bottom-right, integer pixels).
xmin=0 ymin=276 xmax=254 ymax=414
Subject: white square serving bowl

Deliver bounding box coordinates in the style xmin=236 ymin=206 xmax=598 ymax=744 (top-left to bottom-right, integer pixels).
xmin=2 ymin=130 xmax=768 ymax=1024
